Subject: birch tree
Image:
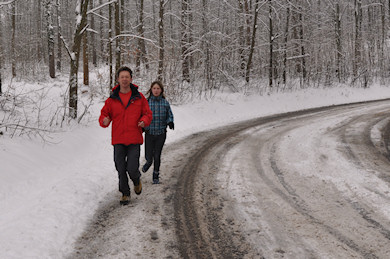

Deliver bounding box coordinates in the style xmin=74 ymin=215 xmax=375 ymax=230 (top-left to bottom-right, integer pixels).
xmin=11 ymin=1 xmax=16 ymax=77
xmin=239 ymin=0 xmax=251 ymax=76
xmin=89 ymin=0 xmax=97 ymax=66
xmin=56 ymin=0 xmax=62 ymax=71
xmin=353 ymin=0 xmax=363 ymax=80
xmin=298 ymin=4 xmax=307 ymax=82
xmin=157 ymin=0 xmax=165 ymax=81
xmin=99 ymin=0 xmax=104 ymax=63
xmin=282 ymin=1 xmax=291 ymax=85
xmin=108 ymin=2 xmax=113 ymax=88
xmin=380 ymin=0 xmax=385 ymax=80
xmin=289 ymin=1 xmax=307 ymax=84
xmin=44 ymin=0 xmax=55 ymax=78
xmin=65 ymin=0 xmax=90 ymax=119
xmin=181 ymin=0 xmax=190 ymax=82
xmin=136 ymin=0 xmax=149 ymax=73
xmin=0 ymin=15 xmax=2 ymax=95
xmin=245 ymin=0 xmax=260 ymax=83
xmin=335 ymin=1 xmax=343 ymax=82
xmin=114 ymin=0 xmax=120 ymax=72
xmin=83 ymin=29 xmax=89 ymax=85
xmin=36 ymin=0 xmax=43 ymax=61
xmin=267 ymin=0 xmax=273 ymax=86
xmin=201 ymin=0 xmax=211 ymax=89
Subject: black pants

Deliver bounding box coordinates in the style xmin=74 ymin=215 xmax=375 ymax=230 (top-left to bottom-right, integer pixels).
xmin=144 ymin=132 xmax=166 ymax=173
xmin=114 ymin=144 xmax=141 ymax=196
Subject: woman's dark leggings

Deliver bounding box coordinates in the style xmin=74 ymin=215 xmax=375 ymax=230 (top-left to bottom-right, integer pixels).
xmin=144 ymin=132 xmax=166 ymax=173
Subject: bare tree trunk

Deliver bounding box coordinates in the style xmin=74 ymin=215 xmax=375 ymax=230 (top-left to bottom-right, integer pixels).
xmin=136 ymin=0 xmax=149 ymax=73
xmin=188 ymin=0 xmax=194 ymax=69
xmin=380 ymin=0 xmax=385 ymax=80
xmin=283 ymin=1 xmax=291 ymax=85
xmin=11 ymin=1 xmax=16 ymax=78
xmin=181 ymin=0 xmax=190 ymax=82
xmin=244 ymin=0 xmax=251 ymax=51
xmin=238 ymin=0 xmax=245 ymax=74
xmin=245 ymin=0 xmax=260 ymax=83
xmin=56 ymin=0 xmax=62 ymax=71
xmin=90 ymin=0 xmax=97 ymax=67
xmin=135 ymin=0 xmax=142 ymax=73
xmin=201 ymin=0 xmax=211 ymax=89
xmin=0 ymin=18 xmax=2 ymax=95
xmin=114 ymin=0 xmax=121 ymax=73
xmin=335 ymin=1 xmax=342 ymax=82
xmin=120 ymin=0 xmax=125 ymax=64
xmin=291 ymin=3 xmax=301 ymax=77
xmin=45 ymin=0 xmax=55 ymax=78
xmin=109 ymin=3 xmax=113 ymax=89
xmin=99 ymin=0 xmax=104 ymax=63
xmin=268 ymin=0 xmax=273 ymax=87
xmin=239 ymin=0 xmax=252 ymax=77
xmin=68 ymin=0 xmax=90 ymax=119
xmin=157 ymin=0 xmax=164 ymax=81
xmin=36 ymin=0 xmax=43 ymax=61
xmin=298 ymin=8 xmax=306 ymax=82
xmin=120 ymin=0 xmax=124 ymax=36
xmin=353 ymin=0 xmax=362 ymax=79
xmin=83 ymin=32 xmax=89 ymax=85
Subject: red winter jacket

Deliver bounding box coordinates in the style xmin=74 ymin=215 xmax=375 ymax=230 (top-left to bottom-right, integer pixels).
xmin=99 ymin=84 xmax=152 ymax=145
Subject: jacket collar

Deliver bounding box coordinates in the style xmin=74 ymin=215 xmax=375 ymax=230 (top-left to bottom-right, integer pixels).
xmin=150 ymin=95 xmax=163 ymax=101
xmin=110 ymin=83 xmax=140 ymax=100
xmin=110 ymin=83 xmax=141 ymax=108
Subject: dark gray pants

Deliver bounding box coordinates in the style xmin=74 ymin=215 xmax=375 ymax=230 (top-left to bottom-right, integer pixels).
xmin=114 ymin=144 xmax=141 ymax=196
xmin=144 ymin=132 xmax=166 ymax=173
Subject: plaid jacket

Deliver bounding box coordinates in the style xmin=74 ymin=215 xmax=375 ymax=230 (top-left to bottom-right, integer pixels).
xmin=145 ymin=95 xmax=174 ymax=135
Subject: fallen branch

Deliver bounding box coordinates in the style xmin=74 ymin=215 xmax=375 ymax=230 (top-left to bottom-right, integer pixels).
xmin=0 ymin=123 xmax=53 ymax=133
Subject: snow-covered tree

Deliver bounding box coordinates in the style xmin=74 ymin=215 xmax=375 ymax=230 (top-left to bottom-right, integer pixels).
xmin=64 ymin=0 xmax=90 ymax=119
xmin=44 ymin=0 xmax=55 ymax=78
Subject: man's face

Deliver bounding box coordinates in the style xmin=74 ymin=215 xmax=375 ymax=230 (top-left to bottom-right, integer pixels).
xmin=118 ymin=71 xmax=132 ymax=87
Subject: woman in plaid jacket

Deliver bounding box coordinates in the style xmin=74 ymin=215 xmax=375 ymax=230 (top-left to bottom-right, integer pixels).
xmin=142 ymin=81 xmax=174 ymax=184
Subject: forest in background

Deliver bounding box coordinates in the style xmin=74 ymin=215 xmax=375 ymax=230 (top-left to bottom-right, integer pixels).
xmin=0 ymin=0 xmax=390 ymax=119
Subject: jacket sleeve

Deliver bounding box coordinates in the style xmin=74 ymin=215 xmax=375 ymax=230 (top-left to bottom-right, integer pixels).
xmin=140 ymin=94 xmax=153 ymax=127
xmin=166 ymin=101 xmax=174 ymax=124
xmin=99 ymin=99 xmax=112 ymax=128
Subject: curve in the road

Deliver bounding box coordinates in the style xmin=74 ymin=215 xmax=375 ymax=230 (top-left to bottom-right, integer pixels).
xmin=173 ymin=100 xmax=390 ymax=259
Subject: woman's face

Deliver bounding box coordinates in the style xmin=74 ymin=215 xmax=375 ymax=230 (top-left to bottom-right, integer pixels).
xmin=151 ymin=84 xmax=162 ymax=97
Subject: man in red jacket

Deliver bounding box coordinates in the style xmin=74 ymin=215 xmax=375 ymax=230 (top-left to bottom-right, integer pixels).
xmin=99 ymin=66 xmax=152 ymax=205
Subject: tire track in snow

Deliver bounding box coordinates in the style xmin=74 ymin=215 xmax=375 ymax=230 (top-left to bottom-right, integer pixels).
xmin=260 ymin=102 xmax=390 ymax=258
xmin=174 ymin=100 xmax=390 ymax=258
xmin=67 ymin=99 xmax=390 ymax=258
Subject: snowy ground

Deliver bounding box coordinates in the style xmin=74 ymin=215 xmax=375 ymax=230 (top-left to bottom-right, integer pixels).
xmin=1 ymin=75 xmax=390 ymax=258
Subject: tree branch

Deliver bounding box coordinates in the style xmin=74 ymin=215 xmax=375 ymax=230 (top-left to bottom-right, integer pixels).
xmin=0 ymin=123 xmax=53 ymax=133
xmin=110 ymin=33 xmax=158 ymax=47
xmin=86 ymin=0 xmax=117 ymax=14
xmin=60 ymin=35 xmax=72 ymax=59
xmin=0 ymin=0 xmax=17 ymax=6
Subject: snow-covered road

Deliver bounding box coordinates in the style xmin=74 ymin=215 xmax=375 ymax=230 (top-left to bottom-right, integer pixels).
xmin=68 ymin=100 xmax=390 ymax=259
xmin=214 ymin=100 xmax=390 ymax=258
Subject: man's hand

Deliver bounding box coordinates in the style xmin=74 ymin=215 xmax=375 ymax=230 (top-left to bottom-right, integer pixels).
xmin=138 ymin=121 xmax=145 ymax=127
xmin=103 ymin=116 xmax=111 ymax=126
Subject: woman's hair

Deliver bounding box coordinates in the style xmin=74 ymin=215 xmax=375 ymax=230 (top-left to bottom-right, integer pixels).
xmin=146 ymin=81 xmax=166 ymax=99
